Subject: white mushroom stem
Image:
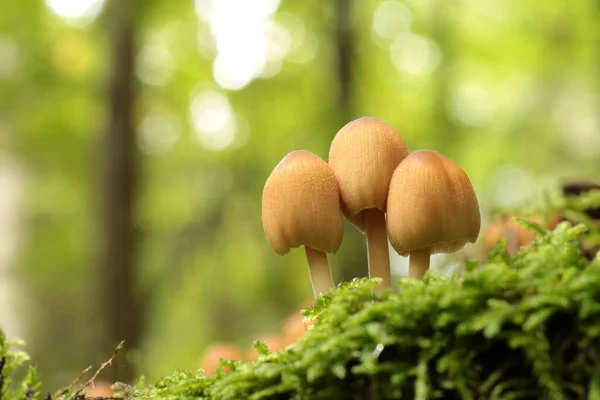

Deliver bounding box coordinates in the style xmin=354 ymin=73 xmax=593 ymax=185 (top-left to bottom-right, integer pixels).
xmin=363 ymin=208 xmax=392 ymax=293
xmin=409 ymin=247 xmax=431 ymax=279
xmin=304 ymin=246 xmax=335 ymax=298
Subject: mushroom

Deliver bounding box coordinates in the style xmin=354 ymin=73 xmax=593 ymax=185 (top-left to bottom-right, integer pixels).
xmin=484 ymin=215 xmax=560 ymax=256
xmin=386 ymin=150 xmax=480 ymax=278
xmin=247 ymin=334 xmax=286 ymax=361
xmin=262 ymin=150 xmax=344 ymax=298
xmin=84 ymin=381 xmax=114 ymax=398
xmin=199 ymin=343 xmax=244 ymax=375
xmin=328 ymin=117 xmax=408 ymax=293
xmin=282 ymin=311 xmax=315 ymax=345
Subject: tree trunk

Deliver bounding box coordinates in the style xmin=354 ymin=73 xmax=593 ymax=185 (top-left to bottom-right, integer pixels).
xmin=431 ymin=0 xmax=458 ymax=156
xmin=331 ymin=0 xmax=368 ymax=283
xmin=333 ymin=0 xmax=354 ymax=123
xmin=100 ymin=0 xmax=138 ymax=383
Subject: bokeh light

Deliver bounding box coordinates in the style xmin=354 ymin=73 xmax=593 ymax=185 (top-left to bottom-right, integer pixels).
xmin=489 ymin=165 xmax=536 ymax=209
xmin=277 ymin=13 xmax=318 ymax=65
xmin=390 ymin=33 xmax=441 ymax=75
xmin=372 ymin=1 xmax=412 ymax=41
xmin=45 ymin=0 xmax=105 ymax=25
xmin=138 ymin=114 xmax=181 ymax=155
xmin=195 ymin=0 xmax=291 ymax=90
xmin=51 ymin=33 xmax=93 ymax=77
xmin=137 ymin=38 xmax=176 ymax=86
xmin=450 ymin=85 xmax=497 ymax=127
xmin=0 ymin=37 xmax=19 ymax=79
xmin=189 ymin=89 xmax=238 ymax=150
xmin=554 ymin=86 xmax=600 ymax=159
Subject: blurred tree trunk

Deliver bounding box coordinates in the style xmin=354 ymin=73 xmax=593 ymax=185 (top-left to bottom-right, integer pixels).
xmin=333 ymin=0 xmax=354 ymax=123
xmin=331 ymin=0 xmax=368 ymax=283
xmin=431 ymin=0 xmax=459 ymax=157
xmin=99 ymin=0 xmax=139 ymax=382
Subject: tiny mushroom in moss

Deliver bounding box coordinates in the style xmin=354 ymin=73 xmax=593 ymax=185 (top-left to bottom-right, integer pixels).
xmin=484 ymin=215 xmax=560 ymax=256
xmin=386 ymin=150 xmax=481 ymax=279
xmin=199 ymin=343 xmax=244 ymax=375
xmin=262 ymin=150 xmax=344 ymax=298
xmin=84 ymin=382 xmax=114 ymax=398
xmin=247 ymin=334 xmax=286 ymax=361
xmin=283 ymin=311 xmax=315 ymax=345
xmin=328 ymin=117 xmax=409 ymax=293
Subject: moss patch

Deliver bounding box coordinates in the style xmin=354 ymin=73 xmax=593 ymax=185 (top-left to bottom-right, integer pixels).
xmin=120 ymin=221 xmax=600 ymax=399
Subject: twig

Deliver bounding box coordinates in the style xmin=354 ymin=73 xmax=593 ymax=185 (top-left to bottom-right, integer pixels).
xmin=72 ymin=341 xmax=126 ymax=399
xmin=53 ymin=366 xmax=93 ymax=400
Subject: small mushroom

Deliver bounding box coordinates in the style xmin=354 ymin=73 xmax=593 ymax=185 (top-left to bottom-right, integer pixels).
xmin=247 ymin=334 xmax=286 ymax=361
xmin=484 ymin=215 xmax=560 ymax=256
xmin=262 ymin=150 xmax=344 ymax=298
xmin=84 ymin=381 xmax=114 ymax=398
xmin=282 ymin=311 xmax=315 ymax=345
xmin=386 ymin=150 xmax=481 ymax=278
xmin=328 ymin=117 xmax=408 ymax=293
xmin=199 ymin=343 xmax=244 ymax=375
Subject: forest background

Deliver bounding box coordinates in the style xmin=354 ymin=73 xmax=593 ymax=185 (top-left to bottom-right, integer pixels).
xmin=0 ymin=0 xmax=598 ymax=391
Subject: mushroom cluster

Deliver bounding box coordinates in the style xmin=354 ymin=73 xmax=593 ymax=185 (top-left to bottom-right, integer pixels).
xmin=262 ymin=117 xmax=481 ymax=297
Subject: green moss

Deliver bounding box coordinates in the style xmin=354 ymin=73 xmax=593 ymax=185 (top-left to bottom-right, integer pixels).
xmin=0 ymin=332 xmax=41 ymax=400
xmin=3 ymin=191 xmax=600 ymax=399
xmin=119 ymin=219 xmax=600 ymax=400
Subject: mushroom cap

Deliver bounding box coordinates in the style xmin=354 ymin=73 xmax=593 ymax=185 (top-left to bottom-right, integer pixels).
xmin=387 ymin=150 xmax=480 ymax=256
xmin=262 ymin=150 xmax=344 ymax=255
xmin=328 ymin=117 xmax=408 ymax=231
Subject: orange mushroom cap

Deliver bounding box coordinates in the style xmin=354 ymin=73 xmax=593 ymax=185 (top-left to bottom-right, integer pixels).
xmin=328 ymin=117 xmax=408 ymax=231
xmin=262 ymin=150 xmax=344 ymax=255
xmin=387 ymin=150 xmax=481 ymax=256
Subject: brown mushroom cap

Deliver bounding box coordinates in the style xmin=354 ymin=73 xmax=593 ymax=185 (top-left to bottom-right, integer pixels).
xmin=387 ymin=150 xmax=480 ymax=256
xmin=328 ymin=117 xmax=408 ymax=231
xmin=262 ymin=150 xmax=343 ymax=255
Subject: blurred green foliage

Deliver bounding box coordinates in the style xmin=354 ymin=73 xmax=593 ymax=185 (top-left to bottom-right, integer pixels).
xmin=0 ymin=0 xmax=598 ymax=390
xmin=0 ymin=331 xmax=40 ymax=400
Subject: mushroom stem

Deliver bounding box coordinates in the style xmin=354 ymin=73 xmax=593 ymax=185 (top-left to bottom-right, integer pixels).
xmin=408 ymin=248 xmax=431 ymax=279
xmin=304 ymin=246 xmax=335 ymax=298
xmin=363 ymin=208 xmax=392 ymax=293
